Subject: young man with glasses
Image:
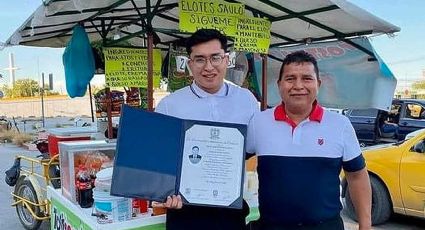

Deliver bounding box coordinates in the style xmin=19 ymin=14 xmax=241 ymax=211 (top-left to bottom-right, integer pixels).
xmin=155 ymin=29 xmax=259 ymax=230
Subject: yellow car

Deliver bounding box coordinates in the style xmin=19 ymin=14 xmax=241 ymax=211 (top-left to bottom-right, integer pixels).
xmin=342 ymin=130 xmax=425 ymax=225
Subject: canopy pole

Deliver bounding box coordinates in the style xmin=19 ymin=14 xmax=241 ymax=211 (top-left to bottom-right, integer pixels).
xmin=106 ymin=87 xmax=113 ymax=139
xmin=342 ymin=39 xmax=376 ymax=60
xmin=100 ymin=19 xmax=113 ymax=139
xmin=261 ymin=54 xmax=268 ymax=111
xmin=147 ymin=32 xmax=154 ymax=111
xmin=88 ymin=83 xmax=94 ymax=122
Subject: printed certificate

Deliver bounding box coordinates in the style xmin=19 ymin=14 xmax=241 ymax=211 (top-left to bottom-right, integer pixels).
xmin=179 ymin=125 xmax=244 ymax=207
xmin=112 ymin=105 xmax=246 ymax=209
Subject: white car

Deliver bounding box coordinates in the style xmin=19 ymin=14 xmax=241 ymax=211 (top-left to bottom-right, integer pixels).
xmin=324 ymin=107 xmax=345 ymax=114
xmin=404 ymin=128 xmax=425 ymax=140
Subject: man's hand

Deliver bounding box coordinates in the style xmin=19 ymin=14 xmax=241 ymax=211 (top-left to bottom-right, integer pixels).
xmin=151 ymin=195 xmax=183 ymax=209
xmin=358 ymin=225 xmax=372 ymax=230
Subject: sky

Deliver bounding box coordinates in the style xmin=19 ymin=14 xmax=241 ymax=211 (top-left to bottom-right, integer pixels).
xmin=0 ymin=0 xmax=424 ymax=93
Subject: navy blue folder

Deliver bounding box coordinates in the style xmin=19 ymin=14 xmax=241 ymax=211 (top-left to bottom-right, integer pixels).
xmin=110 ymin=105 xmax=246 ymax=209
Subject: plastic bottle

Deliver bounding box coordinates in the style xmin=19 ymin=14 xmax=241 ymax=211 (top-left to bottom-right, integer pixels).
xmin=89 ymin=163 xmax=97 ymax=188
xmin=76 ymin=165 xmax=94 ymax=208
xmin=132 ymin=199 xmax=140 ymax=217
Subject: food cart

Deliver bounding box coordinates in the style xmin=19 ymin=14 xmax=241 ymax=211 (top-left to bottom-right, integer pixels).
xmin=3 ymin=0 xmax=399 ymax=229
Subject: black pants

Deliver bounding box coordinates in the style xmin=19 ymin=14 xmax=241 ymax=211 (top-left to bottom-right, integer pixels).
xmin=248 ymin=216 xmax=344 ymax=230
xmin=166 ymin=200 xmax=249 ymax=230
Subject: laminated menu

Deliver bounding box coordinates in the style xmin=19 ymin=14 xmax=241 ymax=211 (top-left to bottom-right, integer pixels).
xmin=111 ymin=105 xmax=246 ymax=209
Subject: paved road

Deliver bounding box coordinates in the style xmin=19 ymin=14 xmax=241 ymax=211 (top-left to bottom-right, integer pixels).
xmin=342 ymin=210 xmax=425 ymax=230
xmin=0 ymin=143 xmax=49 ymax=230
xmin=1 ymin=143 xmax=424 ymax=229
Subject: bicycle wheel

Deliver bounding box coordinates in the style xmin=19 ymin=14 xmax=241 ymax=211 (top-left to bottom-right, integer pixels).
xmin=15 ymin=180 xmax=43 ymax=230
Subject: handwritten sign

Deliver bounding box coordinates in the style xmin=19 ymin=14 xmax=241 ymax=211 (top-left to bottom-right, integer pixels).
xmin=179 ymin=0 xmax=244 ymax=36
xmin=179 ymin=0 xmax=271 ymax=54
xmin=234 ymin=17 xmax=271 ymax=54
xmin=104 ymin=48 xmax=161 ymax=88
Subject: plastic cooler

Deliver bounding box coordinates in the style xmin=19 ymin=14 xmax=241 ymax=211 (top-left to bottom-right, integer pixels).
xmin=47 ymin=127 xmax=97 ymax=157
xmin=59 ymin=140 xmax=116 ymax=204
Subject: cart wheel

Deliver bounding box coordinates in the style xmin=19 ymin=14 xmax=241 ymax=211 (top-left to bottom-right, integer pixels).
xmin=49 ymin=164 xmax=61 ymax=189
xmin=16 ymin=180 xmax=42 ymax=230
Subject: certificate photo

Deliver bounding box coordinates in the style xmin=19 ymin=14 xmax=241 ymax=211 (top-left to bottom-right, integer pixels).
xmin=188 ymin=146 xmax=202 ymax=164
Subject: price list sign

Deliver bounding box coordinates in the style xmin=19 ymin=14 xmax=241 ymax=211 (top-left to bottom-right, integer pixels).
xmin=104 ymin=47 xmax=162 ymax=88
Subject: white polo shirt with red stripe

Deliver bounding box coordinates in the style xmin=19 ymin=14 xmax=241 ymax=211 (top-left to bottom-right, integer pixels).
xmin=246 ymin=102 xmax=365 ymax=225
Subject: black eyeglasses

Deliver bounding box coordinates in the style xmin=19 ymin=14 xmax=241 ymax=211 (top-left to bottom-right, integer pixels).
xmin=190 ymin=54 xmax=228 ymax=67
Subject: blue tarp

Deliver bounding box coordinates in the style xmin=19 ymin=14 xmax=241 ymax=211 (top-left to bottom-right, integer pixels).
xmin=254 ymin=37 xmax=397 ymax=111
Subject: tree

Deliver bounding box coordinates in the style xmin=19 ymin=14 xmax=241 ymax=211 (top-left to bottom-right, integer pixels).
xmin=1 ymin=78 xmax=62 ymax=98
xmin=12 ymin=79 xmax=40 ymax=97
xmin=411 ymin=81 xmax=425 ymax=99
xmin=412 ymin=80 xmax=425 ymax=90
xmin=1 ymin=84 xmax=12 ymax=97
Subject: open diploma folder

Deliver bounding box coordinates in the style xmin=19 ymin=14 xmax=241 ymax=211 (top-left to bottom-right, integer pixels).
xmin=111 ymin=105 xmax=247 ymax=209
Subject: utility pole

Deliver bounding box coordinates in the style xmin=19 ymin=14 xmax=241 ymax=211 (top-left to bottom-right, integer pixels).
xmin=41 ymin=73 xmax=45 ymax=128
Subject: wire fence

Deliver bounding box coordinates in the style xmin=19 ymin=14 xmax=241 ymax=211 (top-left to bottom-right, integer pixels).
xmin=0 ymin=96 xmax=92 ymax=118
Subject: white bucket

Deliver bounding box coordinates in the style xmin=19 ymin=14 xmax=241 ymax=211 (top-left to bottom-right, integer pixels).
xmin=95 ymin=167 xmax=113 ymax=192
xmin=93 ymin=189 xmax=132 ymax=224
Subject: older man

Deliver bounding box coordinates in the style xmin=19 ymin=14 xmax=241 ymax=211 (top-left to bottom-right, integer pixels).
xmin=247 ymin=50 xmax=371 ymax=230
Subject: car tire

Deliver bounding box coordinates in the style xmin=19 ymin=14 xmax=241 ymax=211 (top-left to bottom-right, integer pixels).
xmin=344 ymin=176 xmax=392 ymax=225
